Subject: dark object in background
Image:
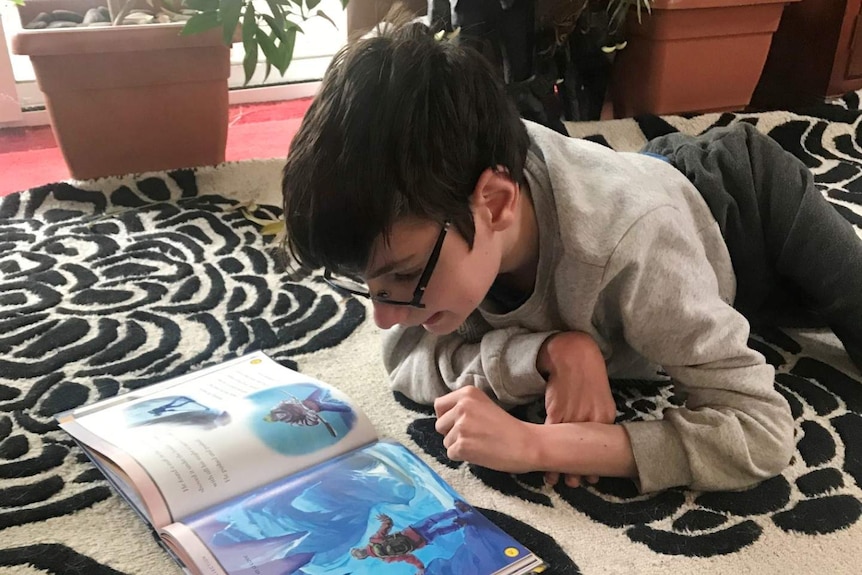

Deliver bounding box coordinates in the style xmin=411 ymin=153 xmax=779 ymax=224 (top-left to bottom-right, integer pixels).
xmin=427 ymin=0 xmax=625 ymax=131
xmin=560 ymin=4 xmax=627 ymax=122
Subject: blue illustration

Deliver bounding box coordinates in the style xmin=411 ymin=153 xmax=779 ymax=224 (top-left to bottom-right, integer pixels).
xmin=124 ymin=396 xmax=231 ymax=430
xmin=184 ymin=441 xmax=532 ymax=575
xmin=247 ymin=385 xmax=357 ymax=456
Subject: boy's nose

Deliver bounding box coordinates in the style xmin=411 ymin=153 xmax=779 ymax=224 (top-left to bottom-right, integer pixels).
xmin=372 ymin=301 xmax=410 ymax=329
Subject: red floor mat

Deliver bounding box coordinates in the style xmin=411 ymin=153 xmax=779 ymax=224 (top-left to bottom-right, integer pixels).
xmin=0 ymin=97 xmax=313 ymax=197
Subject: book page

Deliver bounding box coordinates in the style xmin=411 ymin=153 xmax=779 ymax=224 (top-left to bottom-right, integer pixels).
xmin=160 ymin=441 xmax=544 ymax=575
xmin=58 ymin=352 xmax=378 ymax=525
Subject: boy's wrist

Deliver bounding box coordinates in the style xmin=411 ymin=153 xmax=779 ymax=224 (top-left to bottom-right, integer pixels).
xmin=532 ymin=421 xmax=638 ymax=479
xmin=536 ymin=334 xmax=559 ymax=379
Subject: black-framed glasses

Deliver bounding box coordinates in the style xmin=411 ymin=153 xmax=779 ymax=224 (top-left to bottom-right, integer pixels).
xmin=323 ymin=221 xmax=450 ymax=309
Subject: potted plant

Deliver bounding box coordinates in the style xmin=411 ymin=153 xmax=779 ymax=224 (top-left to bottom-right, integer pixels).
xmin=8 ymin=0 xmax=344 ymax=180
xmin=608 ymin=0 xmax=801 ymax=118
xmin=549 ymin=0 xmax=652 ymax=122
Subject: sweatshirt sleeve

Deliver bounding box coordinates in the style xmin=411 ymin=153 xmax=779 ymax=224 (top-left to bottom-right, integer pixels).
xmin=382 ymin=312 xmax=554 ymax=408
xmin=600 ymin=206 xmax=795 ymax=492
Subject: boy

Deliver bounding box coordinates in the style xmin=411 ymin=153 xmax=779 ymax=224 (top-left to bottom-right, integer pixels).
xmin=281 ymin=23 xmax=862 ymax=493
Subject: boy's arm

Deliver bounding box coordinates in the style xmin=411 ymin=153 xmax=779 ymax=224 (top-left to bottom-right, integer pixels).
xmin=537 ymin=331 xmax=616 ymax=428
xmin=600 ymin=206 xmax=795 ymax=492
xmin=390 ymin=314 xmax=635 ymax=485
xmin=538 ymin=331 xmax=617 ymax=487
xmin=382 ymin=314 xmax=554 ymax=407
xmin=434 ymin=386 xmax=637 ymax=478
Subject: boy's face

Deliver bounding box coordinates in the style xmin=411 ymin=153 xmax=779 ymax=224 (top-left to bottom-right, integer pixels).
xmin=365 ymin=215 xmax=503 ymax=335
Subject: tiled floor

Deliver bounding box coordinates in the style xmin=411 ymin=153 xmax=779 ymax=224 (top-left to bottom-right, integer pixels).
xmin=0 ymin=98 xmax=314 ymax=196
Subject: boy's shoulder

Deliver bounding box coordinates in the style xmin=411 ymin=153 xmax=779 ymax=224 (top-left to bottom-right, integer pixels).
xmin=523 ymin=122 xmax=715 ymax=264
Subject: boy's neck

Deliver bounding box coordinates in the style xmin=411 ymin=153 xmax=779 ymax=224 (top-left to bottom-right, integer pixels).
xmin=496 ymin=181 xmax=540 ymax=296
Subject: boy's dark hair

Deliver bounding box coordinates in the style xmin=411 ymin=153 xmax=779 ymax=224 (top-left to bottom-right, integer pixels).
xmin=282 ymin=20 xmax=530 ymax=276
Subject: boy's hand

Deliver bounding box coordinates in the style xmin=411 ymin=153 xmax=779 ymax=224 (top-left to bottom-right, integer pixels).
xmin=434 ymin=387 xmax=538 ymax=474
xmin=537 ymin=331 xmax=615 ymax=487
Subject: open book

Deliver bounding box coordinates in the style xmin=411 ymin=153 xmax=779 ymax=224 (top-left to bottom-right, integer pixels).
xmin=58 ymin=351 xmax=546 ymax=575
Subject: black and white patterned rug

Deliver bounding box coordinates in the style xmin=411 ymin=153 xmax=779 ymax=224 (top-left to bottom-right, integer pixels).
xmin=2 ymin=97 xmax=862 ymax=574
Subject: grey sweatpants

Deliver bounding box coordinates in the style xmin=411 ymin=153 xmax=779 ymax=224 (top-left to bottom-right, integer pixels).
xmin=642 ymin=122 xmax=862 ymax=370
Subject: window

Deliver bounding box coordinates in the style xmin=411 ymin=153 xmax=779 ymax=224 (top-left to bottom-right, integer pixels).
xmin=0 ymin=0 xmax=347 ymax=116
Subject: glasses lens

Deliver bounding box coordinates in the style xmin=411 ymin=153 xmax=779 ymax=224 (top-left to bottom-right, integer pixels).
xmin=325 ymin=273 xmax=369 ymax=296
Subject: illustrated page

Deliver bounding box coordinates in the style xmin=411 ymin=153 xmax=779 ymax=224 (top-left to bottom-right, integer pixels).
xmin=60 ymin=352 xmax=378 ymax=523
xmin=162 ymin=441 xmax=542 ymax=575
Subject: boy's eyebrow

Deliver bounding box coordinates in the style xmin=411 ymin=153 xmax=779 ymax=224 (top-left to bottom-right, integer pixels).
xmin=367 ymin=256 xmax=417 ymax=280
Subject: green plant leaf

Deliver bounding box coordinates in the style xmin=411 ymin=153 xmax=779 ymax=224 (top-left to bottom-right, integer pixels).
xmin=278 ymin=27 xmax=297 ymax=73
xmin=181 ymin=12 xmax=221 ymax=36
xmin=306 ymin=0 xmax=322 ymax=10
xmin=608 ymin=0 xmax=651 ymax=25
xmin=281 ymin=0 xmax=303 ymax=10
xmin=242 ymin=5 xmax=258 ymax=85
xmin=261 ymin=14 xmax=288 ymax=42
xmin=264 ymin=0 xmax=286 ymax=27
xmin=315 ymin=9 xmax=336 ymax=29
xmin=260 ymin=221 xmax=286 ymax=236
xmin=641 ymin=0 xmax=652 ymax=20
xmin=613 ymin=0 xmax=634 ymax=28
xmin=255 ymin=28 xmax=283 ymax=74
xmin=259 ymin=16 xmax=303 ymax=44
xmin=185 ymin=0 xmax=219 ymax=11
xmin=264 ymin=59 xmax=273 ymax=83
xmin=341 ymin=0 xmax=349 ymax=9
xmin=219 ymin=0 xmax=243 ymax=45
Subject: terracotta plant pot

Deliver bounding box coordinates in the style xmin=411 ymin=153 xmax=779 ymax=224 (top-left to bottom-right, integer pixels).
xmin=12 ymin=0 xmax=230 ymax=180
xmin=610 ymin=0 xmax=801 ymax=118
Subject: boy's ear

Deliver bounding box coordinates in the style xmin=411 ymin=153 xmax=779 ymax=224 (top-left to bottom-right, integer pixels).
xmin=470 ymin=167 xmax=519 ymax=231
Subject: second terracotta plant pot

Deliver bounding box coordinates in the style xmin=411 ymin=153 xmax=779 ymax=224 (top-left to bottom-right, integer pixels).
xmin=610 ymin=0 xmax=800 ymax=118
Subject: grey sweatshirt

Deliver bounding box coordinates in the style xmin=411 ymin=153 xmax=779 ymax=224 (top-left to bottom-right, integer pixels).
xmin=383 ymin=121 xmax=794 ymax=493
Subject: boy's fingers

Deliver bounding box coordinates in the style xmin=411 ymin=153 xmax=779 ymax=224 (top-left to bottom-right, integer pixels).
xmin=564 ymin=474 xmax=582 ymax=488
xmin=544 ymin=409 xmax=561 ymax=425
xmin=434 ymin=408 xmax=455 ymax=436
xmin=433 ymin=395 xmax=453 ymax=418
xmin=586 ymin=475 xmax=600 ymax=484
xmin=433 ymin=387 xmax=470 ymax=418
